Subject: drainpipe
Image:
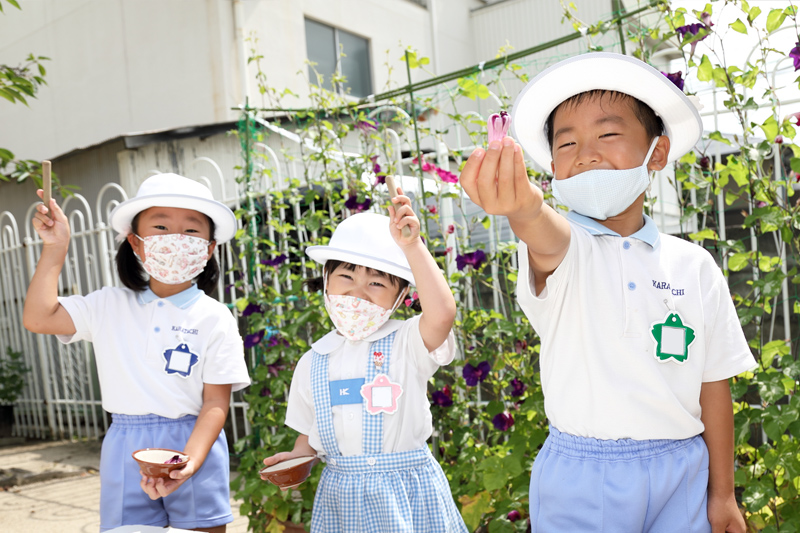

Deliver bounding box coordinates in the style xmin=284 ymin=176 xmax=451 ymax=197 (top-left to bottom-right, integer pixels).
xmin=428 ymin=0 xmax=440 ymax=76
xmin=233 ymin=0 xmax=250 ymax=104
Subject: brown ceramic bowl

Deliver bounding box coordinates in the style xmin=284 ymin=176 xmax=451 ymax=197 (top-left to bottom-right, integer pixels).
xmin=132 ymin=448 xmax=189 ymax=479
xmin=260 ymin=455 xmax=318 ymax=489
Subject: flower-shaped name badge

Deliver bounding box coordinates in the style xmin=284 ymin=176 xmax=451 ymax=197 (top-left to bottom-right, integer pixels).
xmin=360 ymin=374 xmax=403 ymax=415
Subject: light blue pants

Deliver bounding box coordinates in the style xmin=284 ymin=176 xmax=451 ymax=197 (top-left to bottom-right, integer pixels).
xmin=99 ymin=414 xmax=232 ymax=531
xmin=529 ymin=426 xmax=711 ymax=533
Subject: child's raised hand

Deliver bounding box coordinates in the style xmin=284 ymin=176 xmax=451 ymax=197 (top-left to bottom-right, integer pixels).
xmin=32 ymin=189 xmax=70 ymax=249
xmin=387 ymin=189 xmax=420 ymax=246
xmin=460 ymin=137 xmax=541 ymax=222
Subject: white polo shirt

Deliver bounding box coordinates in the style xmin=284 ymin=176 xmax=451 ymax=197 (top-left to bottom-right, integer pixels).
xmin=57 ymin=285 xmax=250 ymax=419
xmin=285 ymin=315 xmax=456 ymax=456
xmin=517 ymin=212 xmax=756 ymax=440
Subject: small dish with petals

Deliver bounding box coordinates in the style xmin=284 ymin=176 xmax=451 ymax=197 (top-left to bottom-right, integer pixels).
xmin=260 ymin=455 xmax=319 ymax=489
xmin=132 ymin=448 xmax=189 ymax=479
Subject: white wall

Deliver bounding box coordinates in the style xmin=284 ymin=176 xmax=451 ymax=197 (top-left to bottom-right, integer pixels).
xmin=0 ymin=0 xmax=487 ymax=163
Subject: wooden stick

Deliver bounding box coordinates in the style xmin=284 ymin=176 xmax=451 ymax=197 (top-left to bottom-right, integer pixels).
xmin=42 ymin=160 xmax=52 ymax=219
xmin=384 ymin=175 xmax=412 ymax=238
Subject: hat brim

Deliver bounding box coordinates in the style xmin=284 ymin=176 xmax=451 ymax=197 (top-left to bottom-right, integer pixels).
xmin=512 ymin=52 xmax=703 ymax=171
xmin=306 ymin=245 xmax=416 ymax=286
xmin=109 ymin=194 xmax=237 ymax=244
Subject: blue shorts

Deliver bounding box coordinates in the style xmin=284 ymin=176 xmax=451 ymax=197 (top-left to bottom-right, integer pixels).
xmin=530 ymin=426 xmax=710 ymax=533
xmin=99 ymin=414 xmax=233 ymax=531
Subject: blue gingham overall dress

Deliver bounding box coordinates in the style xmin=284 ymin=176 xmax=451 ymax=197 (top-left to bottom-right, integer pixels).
xmin=310 ymin=330 xmax=468 ymax=533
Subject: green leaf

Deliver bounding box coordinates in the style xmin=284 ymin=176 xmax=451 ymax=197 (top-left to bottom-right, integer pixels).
xmin=730 ymin=19 xmax=748 ymax=34
xmin=766 ymin=8 xmax=787 ymax=33
xmin=747 ymin=6 xmax=761 ymax=24
xmin=742 ymin=478 xmax=775 ymax=512
xmin=757 ymin=115 xmax=779 ymax=144
xmin=459 ymin=491 xmax=493 ymax=531
xmin=6 ymin=0 xmax=20 ymax=8
xmin=728 ymin=252 xmax=750 ymax=272
xmin=756 ymin=371 xmax=786 ymax=403
xmin=688 ymin=228 xmax=718 ymax=241
xmin=482 ymin=457 xmax=509 ymax=491
xmin=708 ymin=131 xmax=731 ymax=145
xmin=481 ymin=216 xmax=491 ymax=229
xmin=697 ymin=55 xmax=713 ymax=82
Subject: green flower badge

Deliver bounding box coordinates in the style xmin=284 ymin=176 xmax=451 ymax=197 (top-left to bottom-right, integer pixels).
xmin=651 ymin=313 xmax=696 ymax=364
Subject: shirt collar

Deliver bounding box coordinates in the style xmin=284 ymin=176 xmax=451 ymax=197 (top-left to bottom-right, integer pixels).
xmin=312 ymin=319 xmax=403 ymax=355
xmin=137 ymin=284 xmax=204 ymax=309
xmin=566 ymin=211 xmax=660 ymax=248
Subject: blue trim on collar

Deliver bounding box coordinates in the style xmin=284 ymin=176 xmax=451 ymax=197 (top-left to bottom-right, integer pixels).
xmin=137 ymin=284 xmax=203 ymax=309
xmin=566 ymin=211 xmax=660 ymax=247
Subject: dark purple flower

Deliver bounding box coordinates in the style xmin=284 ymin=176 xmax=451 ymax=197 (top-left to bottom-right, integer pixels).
xmin=507 ymin=510 xmax=522 ymax=522
xmin=456 ymin=249 xmax=487 ymax=271
xmin=345 ymin=195 xmax=372 ymax=213
xmin=675 ymin=22 xmax=706 ymax=39
xmin=355 ymin=120 xmax=377 ymax=133
xmin=431 ymin=385 xmax=453 ymax=407
xmin=492 ymin=412 xmax=514 ymax=431
xmin=791 ymin=42 xmax=800 ymax=71
xmin=698 ymin=155 xmax=711 ymax=170
xmin=436 ymin=167 xmax=459 ymax=183
xmin=374 ymin=174 xmax=386 ymax=185
xmin=244 ymin=330 xmax=265 ymax=348
xmin=446 ymin=224 xmax=455 ymax=234
xmin=700 ymin=12 xmax=713 ymax=28
xmin=662 ymin=71 xmax=684 ymax=91
xmin=488 ymin=111 xmax=511 ymax=143
xmin=241 ymin=302 xmax=264 ymax=317
xmin=463 ymin=361 xmax=491 ymax=386
xmin=515 ymin=339 xmax=528 ymax=354
xmin=267 ymin=362 xmax=285 ymax=377
xmin=261 ymin=254 xmax=287 ymax=268
xmin=259 ymin=386 xmax=271 ymax=397
xmin=267 ymin=335 xmax=289 ymax=349
xmin=510 ymin=378 xmax=527 ymax=397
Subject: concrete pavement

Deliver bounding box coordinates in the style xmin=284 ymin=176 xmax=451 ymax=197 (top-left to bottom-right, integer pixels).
xmin=0 ymin=438 xmax=249 ymax=533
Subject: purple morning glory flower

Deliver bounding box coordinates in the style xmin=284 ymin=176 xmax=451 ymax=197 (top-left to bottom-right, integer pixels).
xmin=791 ymin=42 xmax=800 ymax=71
xmin=345 ymin=194 xmax=372 ymax=213
xmin=510 ymin=378 xmax=527 ymax=397
xmin=487 ymin=111 xmax=511 ymax=144
xmin=259 ymin=386 xmax=270 ymax=397
xmin=267 ymin=335 xmax=289 ymax=349
xmin=431 ymin=387 xmax=453 ymax=407
xmin=244 ymin=330 xmax=265 ymax=348
xmin=463 ymin=361 xmax=491 ymax=386
xmin=261 ymin=254 xmax=287 ymax=268
xmin=492 ymin=412 xmax=514 ymax=431
xmin=355 ymin=120 xmax=377 ymax=133
xmin=436 ymin=167 xmax=459 ymax=183
xmin=164 ymin=455 xmax=183 ymax=464
xmin=456 ymin=249 xmax=487 ymax=271
xmin=675 ymin=22 xmax=710 ymax=56
xmin=241 ymin=303 xmax=264 ymax=317
xmin=662 ymin=71 xmax=684 ymax=91
xmin=507 ymin=510 xmax=522 ymax=522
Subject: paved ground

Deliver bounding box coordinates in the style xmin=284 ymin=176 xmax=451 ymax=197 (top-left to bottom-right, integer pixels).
xmin=0 ymin=438 xmax=249 ymax=533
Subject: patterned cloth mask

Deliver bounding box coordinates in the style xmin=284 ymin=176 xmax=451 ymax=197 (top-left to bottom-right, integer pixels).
xmin=135 ymin=233 xmax=210 ymax=284
xmin=324 ymin=294 xmax=395 ymax=341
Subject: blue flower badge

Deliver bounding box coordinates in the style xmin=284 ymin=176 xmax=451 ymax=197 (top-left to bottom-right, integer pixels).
xmin=163 ymin=343 xmax=199 ymax=377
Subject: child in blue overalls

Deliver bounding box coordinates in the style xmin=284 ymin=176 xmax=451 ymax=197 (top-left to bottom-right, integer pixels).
xmin=24 ymin=174 xmax=251 ymax=532
xmin=261 ymin=192 xmax=467 ymax=532
xmin=460 ymin=53 xmax=756 ymax=532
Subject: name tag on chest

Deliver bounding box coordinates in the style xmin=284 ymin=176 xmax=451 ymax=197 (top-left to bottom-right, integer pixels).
xmin=329 ymin=378 xmax=366 ymax=406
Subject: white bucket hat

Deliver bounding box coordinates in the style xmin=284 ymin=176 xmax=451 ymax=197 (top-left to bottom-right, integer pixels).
xmin=109 ymin=173 xmax=237 ymax=244
xmin=512 ymin=52 xmax=703 ymax=171
xmin=306 ymin=212 xmax=415 ymax=286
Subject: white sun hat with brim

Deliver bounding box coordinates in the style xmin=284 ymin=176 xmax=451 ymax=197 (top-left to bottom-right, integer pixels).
xmin=109 ymin=173 xmax=237 ymax=244
xmin=512 ymin=52 xmax=703 ymax=171
xmin=306 ymin=212 xmax=415 ymax=286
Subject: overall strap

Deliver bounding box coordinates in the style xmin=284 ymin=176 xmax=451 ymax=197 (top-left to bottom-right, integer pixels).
xmin=311 ymin=349 xmax=341 ymax=456
xmin=362 ymin=330 xmax=397 ymax=455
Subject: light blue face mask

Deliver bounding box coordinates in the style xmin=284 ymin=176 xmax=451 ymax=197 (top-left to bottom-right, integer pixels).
xmin=550 ymin=138 xmax=660 ymax=220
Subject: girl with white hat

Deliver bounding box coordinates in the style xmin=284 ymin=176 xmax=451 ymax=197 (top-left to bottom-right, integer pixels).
xmin=260 ymin=191 xmax=467 ymax=532
xmin=24 ymin=173 xmax=251 ymax=532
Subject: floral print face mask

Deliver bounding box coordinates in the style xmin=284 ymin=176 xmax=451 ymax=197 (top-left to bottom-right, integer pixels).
xmin=324 ymin=294 xmax=394 ymax=341
xmin=135 ymin=233 xmax=210 ymax=285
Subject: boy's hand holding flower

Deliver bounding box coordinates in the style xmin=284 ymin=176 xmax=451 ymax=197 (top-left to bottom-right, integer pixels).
xmin=387 ymin=189 xmax=421 ymax=247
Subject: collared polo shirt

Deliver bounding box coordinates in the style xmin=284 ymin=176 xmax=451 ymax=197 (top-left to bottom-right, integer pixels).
xmin=285 ymin=315 xmax=456 ymax=456
xmin=517 ymin=212 xmax=756 ymax=440
xmin=58 ymin=285 xmax=250 ymax=418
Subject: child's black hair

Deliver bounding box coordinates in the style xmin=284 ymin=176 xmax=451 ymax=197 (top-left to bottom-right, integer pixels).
xmin=306 ymin=260 xmax=421 ymax=311
xmin=545 ymin=90 xmax=665 ymax=150
xmin=116 ymin=212 xmax=220 ymax=295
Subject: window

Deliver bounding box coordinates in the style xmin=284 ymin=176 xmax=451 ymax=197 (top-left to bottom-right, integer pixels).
xmin=304 ymin=18 xmax=372 ymax=97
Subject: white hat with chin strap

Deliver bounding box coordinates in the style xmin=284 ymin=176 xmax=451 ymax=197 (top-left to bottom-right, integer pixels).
xmin=512 ymin=52 xmax=703 ymax=171
xmin=306 ymin=212 xmax=415 ymax=286
xmin=109 ymin=173 xmax=237 ymax=244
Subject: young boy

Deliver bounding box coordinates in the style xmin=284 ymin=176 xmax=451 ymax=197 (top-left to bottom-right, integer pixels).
xmin=460 ymin=53 xmax=756 ymax=532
